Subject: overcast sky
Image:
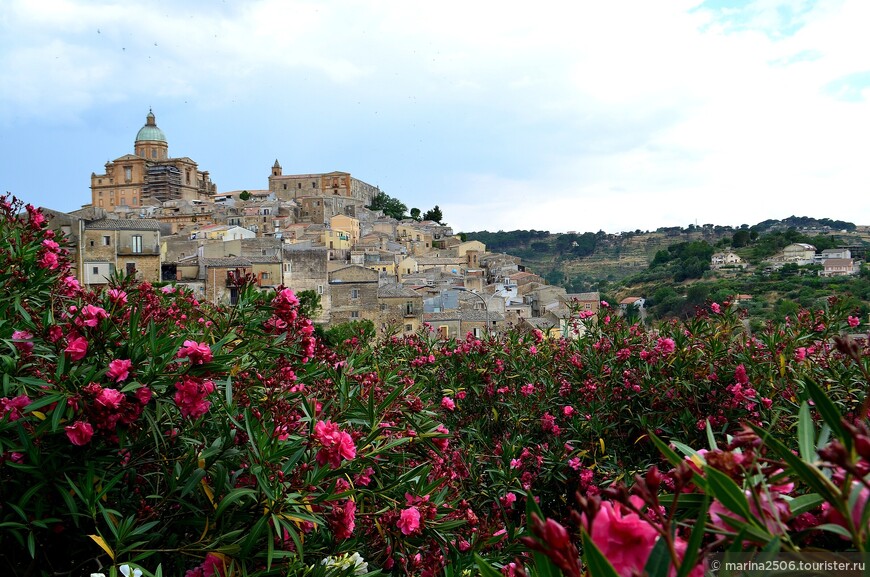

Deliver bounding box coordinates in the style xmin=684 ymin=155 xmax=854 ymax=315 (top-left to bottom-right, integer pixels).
xmin=1 ymin=0 xmax=868 ymax=234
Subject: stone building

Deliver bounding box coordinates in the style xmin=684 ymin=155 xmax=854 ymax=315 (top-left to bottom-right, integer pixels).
xmin=267 ymin=161 xmax=380 ymax=223
xmin=90 ymin=110 xmax=216 ymax=210
xmin=81 ymin=219 xmax=162 ymax=285
xmin=377 ymin=283 xmax=423 ymax=337
xmin=327 ymin=265 xmax=379 ymax=326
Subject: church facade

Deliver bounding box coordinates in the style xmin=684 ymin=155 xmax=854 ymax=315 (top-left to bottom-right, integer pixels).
xmin=90 ymin=110 xmax=217 ymax=211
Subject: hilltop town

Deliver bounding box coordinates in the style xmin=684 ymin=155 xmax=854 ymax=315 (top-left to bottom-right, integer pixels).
xmin=40 ymin=110 xmax=596 ymax=339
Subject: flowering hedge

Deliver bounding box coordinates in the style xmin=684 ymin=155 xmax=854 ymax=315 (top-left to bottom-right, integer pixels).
xmin=2 ymin=195 xmax=870 ymax=577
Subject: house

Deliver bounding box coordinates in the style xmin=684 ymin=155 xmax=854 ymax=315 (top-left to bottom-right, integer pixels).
xmin=822 ymin=258 xmax=857 ymax=277
xmin=711 ymin=252 xmax=745 ymax=268
xmin=781 ymin=243 xmax=817 ymax=265
xmin=377 ymin=283 xmax=424 ymax=337
xmin=328 ymin=265 xmax=380 ymax=326
xmin=81 ymin=218 xmax=162 ymax=285
xmin=619 ymin=296 xmax=645 ymax=309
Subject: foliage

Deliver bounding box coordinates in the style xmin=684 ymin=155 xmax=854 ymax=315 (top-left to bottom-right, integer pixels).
xmin=365 ymin=192 xmax=407 ymax=220
xmin=238 ymin=190 xmax=251 ymax=201
xmin=422 ymin=206 xmax=443 ymax=224
xmin=296 ymin=289 xmax=322 ymax=320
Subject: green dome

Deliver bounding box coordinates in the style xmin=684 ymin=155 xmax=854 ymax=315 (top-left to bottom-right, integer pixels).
xmin=135 ymin=110 xmax=167 ymax=142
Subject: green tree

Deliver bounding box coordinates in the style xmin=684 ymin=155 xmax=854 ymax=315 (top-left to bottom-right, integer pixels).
xmin=238 ymin=190 xmax=251 ymax=201
xmin=423 ymin=205 xmax=444 ymax=224
xmin=296 ymin=289 xmax=322 ymax=319
xmin=366 ymin=191 xmax=408 ymax=220
xmin=410 ymin=207 xmax=422 ymax=221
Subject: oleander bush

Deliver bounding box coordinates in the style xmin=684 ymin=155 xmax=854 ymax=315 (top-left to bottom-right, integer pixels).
xmin=2 ymin=194 xmax=870 ymax=577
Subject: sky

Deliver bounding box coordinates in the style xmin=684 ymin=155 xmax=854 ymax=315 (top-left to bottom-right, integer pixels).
xmin=1 ymin=0 xmax=869 ymax=234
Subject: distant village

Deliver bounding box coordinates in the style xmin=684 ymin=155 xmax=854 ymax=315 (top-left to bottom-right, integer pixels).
xmin=40 ymin=110 xmax=600 ymax=339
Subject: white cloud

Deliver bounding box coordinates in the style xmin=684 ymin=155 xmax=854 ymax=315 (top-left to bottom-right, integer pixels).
xmin=1 ymin=0 xmax=869 ymax=231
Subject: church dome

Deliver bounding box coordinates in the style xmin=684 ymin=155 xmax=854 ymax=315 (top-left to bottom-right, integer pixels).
xmin=135 ymin=109 xmax=167 ymax=142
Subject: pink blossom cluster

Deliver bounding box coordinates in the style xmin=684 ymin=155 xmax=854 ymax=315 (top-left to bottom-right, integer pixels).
xmin=313 ymin=419 xmax=356 ymax=468
xmin=177 ymin=340 xmax=213 ymax=365
xmin=174 ymin=377 xmax=215 ymax=419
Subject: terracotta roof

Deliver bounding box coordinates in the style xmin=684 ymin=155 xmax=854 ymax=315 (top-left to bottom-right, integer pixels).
xmin=85 ymin=219 xmax=161 ymax=231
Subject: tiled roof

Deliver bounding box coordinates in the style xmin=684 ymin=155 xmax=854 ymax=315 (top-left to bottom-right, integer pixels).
xmin=86 ymin=219 xmax=161 ymax=231
xmin=378 ymin=284 xmax=421 ymax=298
xmin=202 ymin=257 xmax=252 ymax=267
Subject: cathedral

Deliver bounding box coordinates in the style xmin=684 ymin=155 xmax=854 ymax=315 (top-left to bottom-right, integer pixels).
xmin=90 ymin=110 xmax=216 ymax=210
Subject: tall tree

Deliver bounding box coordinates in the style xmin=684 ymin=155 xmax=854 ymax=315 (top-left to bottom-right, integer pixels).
xmin=423 ymin=205 xmax=443 ymax=224
xmin=410 ymin=208 xmax=421 ymax=221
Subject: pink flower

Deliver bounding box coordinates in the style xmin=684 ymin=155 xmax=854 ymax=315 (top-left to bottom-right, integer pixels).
xmin=174 ymin=378 xmax=214 ymax=419
xmin=588 ymin=497 xmax=660 ymax=577
xmin=711 ymin=302 xmax=721 ymax=314
xmin=79 ymin=304 xmax=109 ymax=328
xmin=38 ymin=251 xmax=59 ymax=270
xmin=329 ymin=499 xmax=356 ymax=540
xmin=177 ymin=340 xmax=213 ymax=365
xmin=135 ymin=386 xmax=152 ymax=405
xmin=562 ymin=405 xmax=575 ymax=417
xmin=795 ymin=347 xmax=807 ymax=361
xmin=656 ymin=337 xmax=675 ymax=355
xmin=95 ymin=388 xmax=125 ymax=409
xmin=520 ymin=383 xmax=535 ymax=396
xmin=441 ymin=396 xmax=456 ymax=411
xmin=12 ymin=330 xmax=34 ymax=353
xmin=65 ymin=336 xmax=88 ymax=361
xmin=529 ymin=345 xmax=538 ymax=355
xmin=0 ymin=395 xmax=31 ymax=421
xmin=65 ymin=421 xmax=94 ymax=446
xmin=313 ymin=420 xmax=356 ymax=468
xmin=848 ymin=316 xmax=860 ymax=328
xmin=510 ymin=458 xmax=522 ymax=469
xmin=106 ymin=359 xmax=133 ymax=382
xmin=397 ymin=506 xmax=422 ymax=535
xmin=568 ymin=457 xmax=582 ymax=470
xmin=107 ymin=289 xmax=128 ymax=305
xmin=735 ymin=364 xmax=749 ymax=385
xmin=161 ymin=285 xmax=176 ymax=294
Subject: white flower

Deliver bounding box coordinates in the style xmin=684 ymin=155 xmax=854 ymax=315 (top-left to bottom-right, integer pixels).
xmin=321 ymin=552 xmax=369 ymax=575
xmin=119 ymin=564 xmax=143 ymax=577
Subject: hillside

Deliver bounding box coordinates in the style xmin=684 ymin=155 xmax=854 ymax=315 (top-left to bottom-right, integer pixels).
xmin=464 ymin=218 xmax=870 ymax=290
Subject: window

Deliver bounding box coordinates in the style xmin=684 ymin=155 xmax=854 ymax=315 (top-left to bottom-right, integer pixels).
xmin=350 ymin=311 xmax=359 ymax=319
xmin=283 ymin=184 xmax=287 ymax=190
xmin=93 ymin=266 xmax=99 ymax=275
xmin=124 ymin=166 xmax=132 ymax=182
xmin=151 ymin=149 xmax=157 ymax=159
xmin=298 ymin=183 xmax=302 ymax=189
xmin=311 ymin=182 xmax=316 ymax=188
xmin=317 ymin=285 xmax=324 ymax=295
xmin=351 ymin=288 xmax=360 ymax=299
xmin=131 ymin=235 xmax=143 ymax=253
xmin=438 ymin=325 xmax=449 ymax=339
xmin=126 ymin=262 xmax=136 ymax=276
xmin=405 ymin=324 xmax=413 ymax=332
xmin=103 ymin=236 xmax=111 ymax=246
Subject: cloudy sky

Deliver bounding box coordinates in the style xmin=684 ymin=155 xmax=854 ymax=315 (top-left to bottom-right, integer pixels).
xmin=1 ymin=0 xmax=868 ymax=234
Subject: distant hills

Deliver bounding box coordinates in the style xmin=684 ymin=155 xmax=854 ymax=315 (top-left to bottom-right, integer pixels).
xmin=463 ymin=216 xmax=868 ymax=291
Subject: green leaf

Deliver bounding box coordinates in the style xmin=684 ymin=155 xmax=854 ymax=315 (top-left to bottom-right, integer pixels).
xmin=676 ymin=494 xmax=709 ymax=577
xmin=748 ymin=423 xmax=841 ymax=506
xmin=788 ymin=493 xmax=824 ymax=516
xmin=803 ymin=378 xmax=849 ymax=451
xmin=643 ymin=536 xmax=673 ymax=577
xmin=704 ymin=466 xmax=752 ymax=521
xmin=582 ymin=528 xmax=622 ymax=577
xmin=797 ymin=401 xmax=814 ymax=462
xmin=705 ymin=419 xmax=718 ymax=451
xmin=474 ymin=554 xmax=505 ymax=577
